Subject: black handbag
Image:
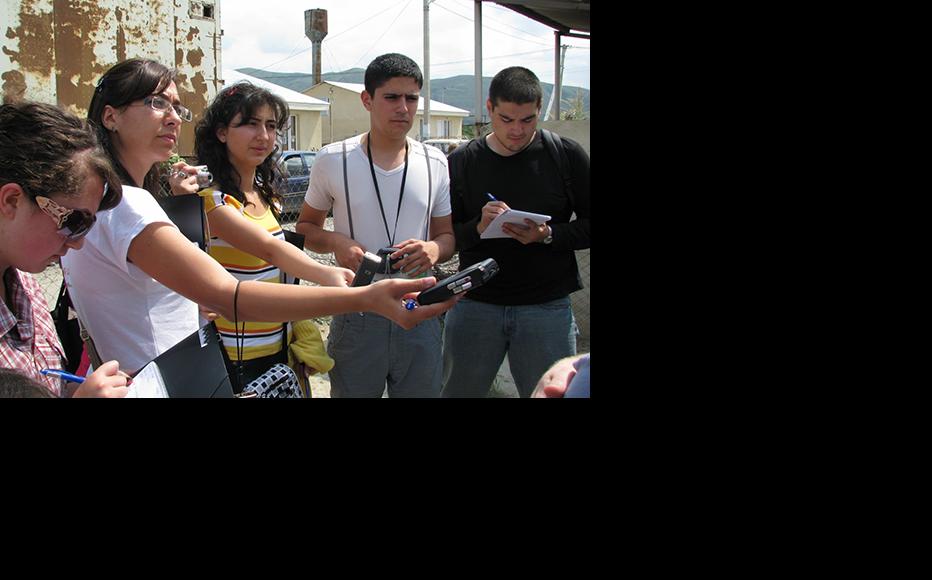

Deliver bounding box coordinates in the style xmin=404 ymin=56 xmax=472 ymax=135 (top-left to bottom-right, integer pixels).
xmin=51 ymin=281 xmax=82 ymax=373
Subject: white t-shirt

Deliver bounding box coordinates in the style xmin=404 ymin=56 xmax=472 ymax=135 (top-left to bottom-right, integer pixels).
xmin=61 ymin=185 xmax=199 ymax=373
xmin=305 ymin=135 xmax=452 ymax=261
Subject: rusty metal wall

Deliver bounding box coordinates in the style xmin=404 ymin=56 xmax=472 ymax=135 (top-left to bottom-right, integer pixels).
xmin=1 ymin=0 xmax=222 ymax=157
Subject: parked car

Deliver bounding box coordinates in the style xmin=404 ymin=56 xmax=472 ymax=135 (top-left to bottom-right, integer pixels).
xmin=277 ymin=150 xmax=317 ymax=220
xmin=423 ymin=138 xmax=470 ymax=156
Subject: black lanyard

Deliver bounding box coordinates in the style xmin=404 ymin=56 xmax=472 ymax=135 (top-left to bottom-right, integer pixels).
xmin=367 ymin=136 xmax=409 ymax=247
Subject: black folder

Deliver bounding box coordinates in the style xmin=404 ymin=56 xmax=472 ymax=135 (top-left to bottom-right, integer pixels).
xmin=129 ymin=322 xmax=235 ymax=398
xmin=157 ymin=194 xmax=208 ymax=251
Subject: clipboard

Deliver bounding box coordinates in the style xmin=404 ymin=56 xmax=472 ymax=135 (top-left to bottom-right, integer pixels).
xmin=126 ymin=322 xmax=235 ymax=398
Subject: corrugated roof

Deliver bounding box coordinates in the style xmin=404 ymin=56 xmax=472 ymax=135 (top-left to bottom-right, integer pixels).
xmin=319 ymin=81 xmax=470 ymax=116
xmin=489 ymin=1 xmax=590 ymax=34
xmin=223 ymin=69 xmax=329 ymax=111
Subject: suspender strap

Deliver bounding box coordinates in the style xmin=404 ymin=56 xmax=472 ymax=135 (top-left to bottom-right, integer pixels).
xmin=422 ymin=141 xmax=432 ymax=241
xmin=342 ymin=140 xmax=354 ymax=240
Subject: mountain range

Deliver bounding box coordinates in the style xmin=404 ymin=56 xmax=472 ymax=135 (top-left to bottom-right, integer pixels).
xmin=237 ymin=67 xmax=589 ymax=124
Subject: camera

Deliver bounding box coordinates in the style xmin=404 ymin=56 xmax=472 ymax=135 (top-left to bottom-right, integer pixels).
xmin=376 ymin=247 xmax=404 ymax=274
xmin=173 ymin=165 xmax=212 ymax=189
xmin=193 ymin=165 xmax=213 ymax=188
xmin=351 ymin=247 xmax=408 ymax=286
xmin=417 ymin=258 xmax=499 ymax=305
xmin=351 ymin=252 xmax=382 ymax=287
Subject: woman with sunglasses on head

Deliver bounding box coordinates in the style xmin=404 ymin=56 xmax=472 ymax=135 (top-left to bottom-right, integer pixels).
xmin=61 ymin=58 xmax=456 ymax=384
xmin=0 ymin=100 xmax=131 ymax=397
xmin=193 ymin=82 xmax=353 ymax=383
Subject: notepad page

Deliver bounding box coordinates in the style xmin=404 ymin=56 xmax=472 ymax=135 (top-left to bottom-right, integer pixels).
xmin=480 ymin=209 xmax=552 ymax=239
xmin=125 ymin=362 xmax=170 ymax=398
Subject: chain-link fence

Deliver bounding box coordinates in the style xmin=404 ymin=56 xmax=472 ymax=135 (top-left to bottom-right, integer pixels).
xmin=35 ymin=263 xmax=63 ymax=308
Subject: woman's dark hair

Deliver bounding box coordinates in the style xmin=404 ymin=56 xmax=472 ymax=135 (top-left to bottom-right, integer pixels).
xmin=194 ymin=81 xmax=289 ymax=216
xmin=488 ymin=66 xmax=543 ymax=109
xmin=0 ymin=100 xmax=122 ymax=210
xmin=87 ymin=58 xmax=177 ymax=193
xmin=0 ymin=368 xmax=56 ymax=398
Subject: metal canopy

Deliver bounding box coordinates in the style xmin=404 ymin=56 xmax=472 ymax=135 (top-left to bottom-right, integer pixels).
xmin=489 ymin=1 xmax=590 ymax=35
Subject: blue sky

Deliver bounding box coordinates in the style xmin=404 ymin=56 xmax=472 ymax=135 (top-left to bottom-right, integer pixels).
xmin=221 ymin=0 xmax=590 ymax=90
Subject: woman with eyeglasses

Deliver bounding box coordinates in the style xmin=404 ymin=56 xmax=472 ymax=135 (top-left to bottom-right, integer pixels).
xmin=61 ymin=58 xmax=457 ymax=383
xmin=0 ymin=100 xmax=131 ymax=397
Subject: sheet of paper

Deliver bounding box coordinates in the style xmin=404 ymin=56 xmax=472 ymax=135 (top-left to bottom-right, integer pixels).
xmin=124 ymin=362 xmax=170 ymax=398
xmin=480 ymin=209 xmax=552 ymax=239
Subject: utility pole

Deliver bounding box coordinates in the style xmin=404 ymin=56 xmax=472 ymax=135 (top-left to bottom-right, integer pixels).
xmin=474 ymin=0 xmax=483 ymax=132
xmin=423 ymin=0 xmax=436 ymax=141
xmin=329 ymin=86 xmax=334 ymax=144
xmin=545 ymin=43 xmax=569 ymax=121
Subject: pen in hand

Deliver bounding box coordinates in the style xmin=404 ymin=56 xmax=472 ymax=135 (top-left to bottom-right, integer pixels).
xmin=40 ymin=369 xmax=85 ymax=384
xmin=486 ymin=192 xmax=497 ymax=202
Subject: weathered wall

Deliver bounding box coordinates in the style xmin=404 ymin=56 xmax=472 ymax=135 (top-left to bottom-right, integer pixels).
xmin=1 ymin=0 xmax=222 ymax=156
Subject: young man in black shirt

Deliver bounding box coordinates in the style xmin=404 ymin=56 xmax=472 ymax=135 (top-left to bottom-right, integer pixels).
xmin=441 ymin=66 xmax=590 ymax=398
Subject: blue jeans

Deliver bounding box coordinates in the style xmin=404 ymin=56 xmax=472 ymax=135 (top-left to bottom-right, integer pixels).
xmin=327 ymin=312 xmax=442 ymax=398
xmin=441 ymin=297 xmax=577 ymax=398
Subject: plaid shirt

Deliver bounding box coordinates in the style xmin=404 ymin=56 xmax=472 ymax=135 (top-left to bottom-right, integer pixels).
xmin=1 ymin=268 xmax=65 ymax=397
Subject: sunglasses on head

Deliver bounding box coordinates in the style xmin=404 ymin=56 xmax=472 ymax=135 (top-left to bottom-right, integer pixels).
xmin=34 ymin=185 xmax=103 ymax=241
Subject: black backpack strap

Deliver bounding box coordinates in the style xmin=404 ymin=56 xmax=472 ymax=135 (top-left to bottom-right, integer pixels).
xmin=540 ymin=129 xmax=575 ymax=210
xmin=342 ymin=140 xmax=354 ymax=240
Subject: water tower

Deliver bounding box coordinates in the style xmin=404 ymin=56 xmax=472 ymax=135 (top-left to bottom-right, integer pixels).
xmin=305 ymin=9 xmax=328 ymax=86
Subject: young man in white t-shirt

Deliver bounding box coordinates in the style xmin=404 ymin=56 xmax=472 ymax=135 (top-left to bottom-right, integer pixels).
xmin=297 ymin=53 xmax=455 ymax=398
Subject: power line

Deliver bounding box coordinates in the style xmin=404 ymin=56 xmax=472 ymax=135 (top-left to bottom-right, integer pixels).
xmin=325 ymin=2 xmax=405 ymax=42
xmin=431 ymin=48 xmax=552 ymax=67
xmin=351 ymin=0 xmax=415 ymax=70
xmin=254 ymin=1 xmax=415 ymax=72
xmin=434 ymin=1 xmax=551 ymax=46
xmin=448 ymin=0 xmax=552 ymax=43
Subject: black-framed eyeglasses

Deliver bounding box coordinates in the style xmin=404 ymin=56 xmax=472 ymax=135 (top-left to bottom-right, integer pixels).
xmin=143 ymin=95 xmax=193 ymax=122
xmin=34 ymin=187 xmax=102 ymax=242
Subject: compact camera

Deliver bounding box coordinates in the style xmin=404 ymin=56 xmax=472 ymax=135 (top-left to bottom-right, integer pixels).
xmin=351 ymin=247 xmax=406 ymax=287
xmin=352 ymin=252 xmax=382 ymax=287
xmin=193 ymin=165 xmax=213 ymax=188
xmin=376 ymin=247 xmax=404 ymax=274
xmin=173 ymin=165 xmax=212 ymax=189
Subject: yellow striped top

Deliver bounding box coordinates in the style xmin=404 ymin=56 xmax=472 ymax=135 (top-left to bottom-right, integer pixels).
xmin=200 ymin=188 xmax=290 ymax=361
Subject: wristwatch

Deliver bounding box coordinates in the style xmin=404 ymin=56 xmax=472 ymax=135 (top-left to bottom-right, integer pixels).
xmin=542 ymin=225 xmax=553 ymax=245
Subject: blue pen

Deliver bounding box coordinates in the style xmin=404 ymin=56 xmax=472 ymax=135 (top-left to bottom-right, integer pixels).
xmin=486 ymin=192 xmax=497 ymax=201
xmin=40 ymin=369 xmax=86 ymax=383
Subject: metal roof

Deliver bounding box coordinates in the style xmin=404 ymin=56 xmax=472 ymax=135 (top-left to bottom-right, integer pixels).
xmin=223 ymin=69 xmax=329 ymax=111
xmin=488 ymin=1 xmax=590 ymax=34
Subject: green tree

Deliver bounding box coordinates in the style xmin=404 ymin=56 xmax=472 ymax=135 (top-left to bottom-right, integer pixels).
xmin=560 ymin=90 xmax=588 ymax=121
